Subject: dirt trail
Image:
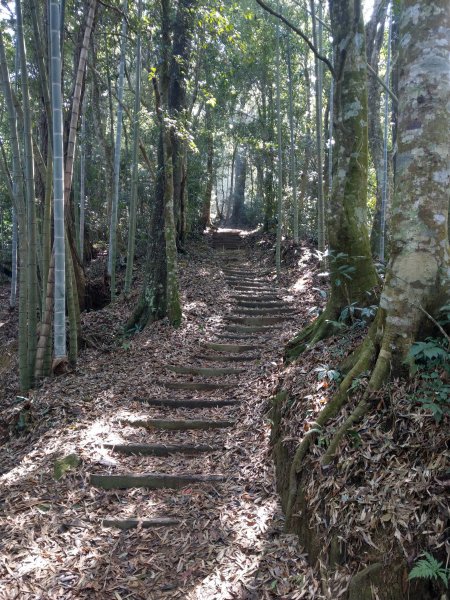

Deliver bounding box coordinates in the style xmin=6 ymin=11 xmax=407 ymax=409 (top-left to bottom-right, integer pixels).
xmin=0 ymin=231 xmax=324 ymax=599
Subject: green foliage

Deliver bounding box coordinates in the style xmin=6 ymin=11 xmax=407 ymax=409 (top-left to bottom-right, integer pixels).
xmin=407 ymin=337 xmax=450 ymax=423
xmin=314 ymin=363 xmax=341 ymax=382
xmin=348 ymin=370 xmax=370 ymax=392
xmin=339 ymin=302 xmax=378 ymax=324
xmin=409 ymin=552 xmax=449 ymax=588
xmin=346 ymin=428 xmax=362 ymax=448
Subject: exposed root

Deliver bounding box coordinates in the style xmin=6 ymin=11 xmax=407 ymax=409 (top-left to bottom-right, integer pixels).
xmin=322 ymin=325 xmax=393 ymax=465
xmin=125 ymin=287 xmax=166 ymax=332
xmin=284 ymin=308 xmax=340 ymax=363
xmin=285 ymin=321 xmax=379 ymax=524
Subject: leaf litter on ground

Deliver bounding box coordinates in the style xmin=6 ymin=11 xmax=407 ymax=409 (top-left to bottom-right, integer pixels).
xmin=0 ymin=234 xmax=325 ymax=599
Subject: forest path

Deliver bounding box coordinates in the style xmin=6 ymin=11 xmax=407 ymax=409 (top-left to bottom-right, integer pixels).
xmin=90 ymin=231 xmax=292 ymax=502
xmin=1 ymin=231 xmax=322 ymax=599
xmin=85 ymin=230 xmax=311 ymax=597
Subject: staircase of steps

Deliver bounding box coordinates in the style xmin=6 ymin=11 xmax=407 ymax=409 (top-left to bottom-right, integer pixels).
xmin=89 ymin=229 xmax=295 ymax=536
xmin=211 ymin=229 xmax=243 ymax=250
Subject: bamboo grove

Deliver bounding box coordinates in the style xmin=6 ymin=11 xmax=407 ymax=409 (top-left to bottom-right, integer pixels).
xmin=0 ymin=0 xmax=448 ymax=396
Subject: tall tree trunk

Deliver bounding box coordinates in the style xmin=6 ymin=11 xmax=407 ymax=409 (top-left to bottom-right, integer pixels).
xmin=124 ymin=0 xmax=143 ymax=295
xmin=79 ymin=106 xmax=86 ymax=262
xmin=50 ymin=0 xmax=67 ymax=364
xmin=16 ymin=0 xmax=38 ymax=387
xmin=320 ymin=0 xmax=450 ymax=466
xmin=126 ymin=130 xmax=167 ymax=331
xmin=230 ymin=149 xmax=247 ymax=227
xmin=64 ymin=0 xmax=96 ymax=310
xmin=161 ymin=0 xmax=181 ymax=326
xmin=275 ymin=4 xmax=283 ymax=279
xmin=200 ymin=105 xmax=214 ymax=231
xmin=366 ymin=0 xmax=389 ymax=257
xmin=310 ymin=0 xmax=325 ymax=253
xmin=169 ymin=0 xmax=198 ymax=249
xmin=108 ymin=0 xmax=127 ymax=300
xmin=262 ymin=76 xmax=276 ymax=232
xmin=286 ymin=0 xmax=379 ymax=361
xmin=286 ymin=32 xmax=298 ymax=243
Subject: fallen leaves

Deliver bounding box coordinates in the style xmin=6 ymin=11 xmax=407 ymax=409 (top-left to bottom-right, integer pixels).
xmin=0 ymin=235 xmax=323 ymax=599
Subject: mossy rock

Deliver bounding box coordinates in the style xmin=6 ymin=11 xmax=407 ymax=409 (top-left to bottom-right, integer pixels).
xmin=54 ymin=454 xmax=81 ymax=480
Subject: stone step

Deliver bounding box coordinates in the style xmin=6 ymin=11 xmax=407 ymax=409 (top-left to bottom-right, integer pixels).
xmin=235 ymin=307 xmax=295 ymax=316
xmin=222 ymin=270 xmax=262 ymax=276
xmin=136 ymin=397 xmax=240 ymax=409
xmin=231 ymin=294 xmax=281 ymax=302
xmin=204 ymin=342 xmax=260 ymax=353
xmin=104 ymin=443 xmax=219 ymax=456
xmin=91 ymin=472 xmax=225 ymax=490
xmin=102 ymin=517 xmax=180 ymax=530
xmin=225 ymin=324 xmax=281 ymax=334
xmin=227 ymin=281 xmax=270 ymax=289
xmin=225 ymin=276 xmax=267 ymax=283
xmin=120 ymin=418 xmax=235 ymax=430
xmin=226 ymin=315 xmax=292 ymax=326
xmin=166 ymin=365 xmax=244 ymax=377
xmin=194 ymin=354 xmax=257 ymax=362
xmin=216 ymin=333 xmax=261 ymax=340
xmin=232 ymin=285 xmax=276 ymax=293
xmin=236 ymin=300 xmax=288 ymax=309
xmin=160 ymin=381 xmax=233 ymax=391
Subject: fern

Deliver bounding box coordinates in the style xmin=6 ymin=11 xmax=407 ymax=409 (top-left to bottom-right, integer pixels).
xmin=409 ymin=552 xmax=449 ymax=588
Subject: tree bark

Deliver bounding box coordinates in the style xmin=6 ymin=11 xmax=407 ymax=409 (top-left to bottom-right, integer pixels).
xmin=286 ymin=0 xmax=379 ymax=361
xmin=229 ymin=149 xmax=247 ymax=227
xmin=169 ymin=0 xmax=198 ymax=249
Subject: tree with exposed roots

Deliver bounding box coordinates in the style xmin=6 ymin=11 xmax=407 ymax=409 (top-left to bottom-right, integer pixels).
xmin=286 ymin=0 xmax=450 ymax=523
xmin=285 ymin=0 xmax=379 ymax=362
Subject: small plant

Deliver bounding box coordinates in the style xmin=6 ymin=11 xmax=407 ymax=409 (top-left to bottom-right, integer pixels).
xmin=349 ymin=370 xmax=370 ymax=392
xmin=407 ymin=337 xmax=450 ymax=423
xmin=314 ymin=364 xmax=341 ymax=383
xmin=346 ymin=428 xmax=362 ymax=448
xmin=409 ymin=552 xmax=449 ymax=588
xmin=339 ymin=303 xmax=378 ymax=324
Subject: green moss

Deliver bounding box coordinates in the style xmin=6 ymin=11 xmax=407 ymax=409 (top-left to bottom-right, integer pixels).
xmin=54 ymin=453 xmax=81 ymax=480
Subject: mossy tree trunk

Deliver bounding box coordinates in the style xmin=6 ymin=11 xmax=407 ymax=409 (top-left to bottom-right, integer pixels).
xmin=199 ymin=105 xmax=214 ymax=231
xmin=286 ymin=0 xmax=450 ymax=519
xmin=169 ymin=0 xmax=198 ymax=249
xmin=321 ymin=0 xmax=450 ymax=465
xmin=128 ymin=0 xmax=181 ymax=330
xmin=375 ymin=0 xmax=449 ymax=361
xmin=366 ymin=0 xmax=389 ymax=258
xmin=126 ymin=130 xmax=167 ymax=331
xmin=286 ymin=0 xmax=379 ymax=361
xmin=229 ymin=149 xmax=247 ymax=227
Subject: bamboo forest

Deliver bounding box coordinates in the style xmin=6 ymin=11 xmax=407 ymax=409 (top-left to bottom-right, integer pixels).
xmin=0 ymin=0 xmax=449 ymax=598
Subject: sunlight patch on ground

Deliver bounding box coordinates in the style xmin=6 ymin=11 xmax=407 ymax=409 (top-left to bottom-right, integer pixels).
xmin=291 ymin=275 xmax=308 ymax=293
xmin=188 ymin=499 xmax=278 ymax=599
xmin=15 ymin=548 xmax=52 ymax=577
xmin=1 ymin=438 xmax=77 ymax=485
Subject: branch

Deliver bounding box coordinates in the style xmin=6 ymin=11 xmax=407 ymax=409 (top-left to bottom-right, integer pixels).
xmin=291 ymin=0 xmax=331 ymax=32
xmin=255 ymin=0 xmax=335 ymax=78
xmin=416 ymin=304 xmax=450 ymax=347
xmin=97 ymin=0 xmax=131 ymax=27
xmin=366 ymin=63 xmax=398 ymax=104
